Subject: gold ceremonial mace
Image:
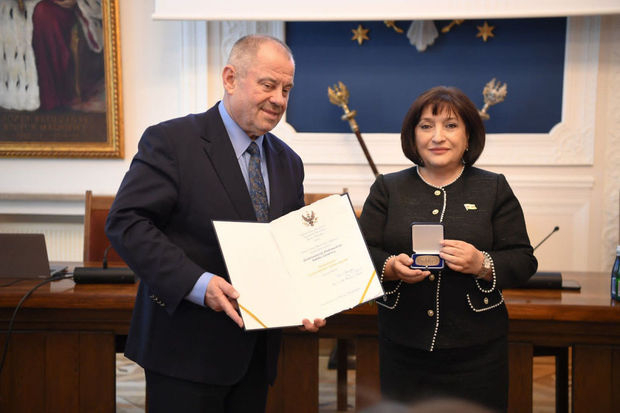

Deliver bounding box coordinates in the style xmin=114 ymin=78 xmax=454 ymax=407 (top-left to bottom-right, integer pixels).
xmin=328 ymin=82 xmax=379 ymax=177
xmin=479 ymin=78 xmax=507 ymax=120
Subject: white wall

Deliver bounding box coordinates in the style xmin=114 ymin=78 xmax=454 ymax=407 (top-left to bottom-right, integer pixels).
xmin=0 ymin=1 xmax=618 ymax=274
xmin=0 ymin=1 xmax=182 ymax=212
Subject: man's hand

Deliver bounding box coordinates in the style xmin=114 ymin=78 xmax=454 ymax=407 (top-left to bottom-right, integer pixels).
xmin=205 ymin=276 xmax=244 ymax=328
xmin=299 ymin=318 xmax=326 ymax=333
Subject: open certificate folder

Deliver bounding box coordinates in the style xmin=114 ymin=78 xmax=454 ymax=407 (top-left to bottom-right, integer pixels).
xmin=213 ymin=194 xmax=383 ymax=330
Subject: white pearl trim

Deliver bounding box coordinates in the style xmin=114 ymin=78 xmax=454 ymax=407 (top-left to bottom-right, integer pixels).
xmin=380 ymin=255 xmax=395 ymax=283
xmin=466 ymin=290 xmax=505 ymax=312
xmin=377 ymin=291 xmax=401 ymax=310
xmin=467 ymin=251 xmax=502 ymax=311
xmin=415 ymin=166 xmax=465 ymax=350
xmin=429 ymin=271 xmax=442 ymax=351
xmin=415 ymin=165 xmax=464 ymax=223
xmin=377 ymin=255 xmax=402 ymax=310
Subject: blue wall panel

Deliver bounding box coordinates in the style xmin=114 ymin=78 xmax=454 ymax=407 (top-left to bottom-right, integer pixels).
xmin=286 ymin=18 xmax=566 ymax=134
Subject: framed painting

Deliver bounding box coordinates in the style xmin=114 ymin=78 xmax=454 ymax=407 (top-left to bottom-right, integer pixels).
xmin=0 ymin=0 xmax=123 ymax=158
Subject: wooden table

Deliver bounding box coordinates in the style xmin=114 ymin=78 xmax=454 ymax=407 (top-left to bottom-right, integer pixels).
xmin=503 ymin=272 xmax=620 ymax=412
xmin=1 ymin=272 xmax=619 ymax=412
xmin=269 ymin=271 xmax=620 ymax=412
xmin=0 ymin=275 xmax=135 ymax=413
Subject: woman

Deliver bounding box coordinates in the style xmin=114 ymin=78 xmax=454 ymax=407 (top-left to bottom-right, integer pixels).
xmin=359 ymin=86 xmax=537 ymax=411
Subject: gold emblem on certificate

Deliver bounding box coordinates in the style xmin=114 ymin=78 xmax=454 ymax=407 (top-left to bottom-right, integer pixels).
xmin=302 ymin=210 xmax=318 ymax=227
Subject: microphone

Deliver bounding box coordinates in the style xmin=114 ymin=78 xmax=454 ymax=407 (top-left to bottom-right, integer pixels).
xmin=527 ymin=226 xmax=562 ymax=288
xmin=522 ymin=226 xmax=580 ymax=290
xmin=533 ymin=226 xmax=559 ymax=251
xmin=73 ymin=244 xmax=135 ymax=284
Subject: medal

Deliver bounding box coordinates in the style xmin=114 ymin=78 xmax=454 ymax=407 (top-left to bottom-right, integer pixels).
xmin=413 ymin=255 xmax=441 ymax=267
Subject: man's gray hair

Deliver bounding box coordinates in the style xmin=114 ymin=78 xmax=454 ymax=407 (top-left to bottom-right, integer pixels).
xmin=226 ymin=34 xmax=294 ymax=76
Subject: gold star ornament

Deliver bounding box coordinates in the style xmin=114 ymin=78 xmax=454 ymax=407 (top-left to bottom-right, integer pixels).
xmin=476 ymin=21 xmax=495 ymax=42
xmin=351 ymin=24 xmax=369 ymax=45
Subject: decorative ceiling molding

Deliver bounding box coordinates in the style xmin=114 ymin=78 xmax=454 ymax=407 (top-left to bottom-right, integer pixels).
xmin=153 ymin=0 xmax=620 ymax=21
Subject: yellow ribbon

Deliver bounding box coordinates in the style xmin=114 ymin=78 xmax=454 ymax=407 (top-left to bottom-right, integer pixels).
xmin=359 ymin=270 xmax=377 ymax=304
xmin=238 ymin=304 xmax=268 ymax=329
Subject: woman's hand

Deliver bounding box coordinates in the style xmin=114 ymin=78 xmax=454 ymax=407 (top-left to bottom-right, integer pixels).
xmin=383 ymin=253 xmax=430 ymax=284
xmin=439 ymin=240 xmax=484 ymax=275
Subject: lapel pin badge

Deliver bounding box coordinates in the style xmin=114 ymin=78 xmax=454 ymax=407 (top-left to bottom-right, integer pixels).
xmin=464 ymin=203 xmax=477 ymax=211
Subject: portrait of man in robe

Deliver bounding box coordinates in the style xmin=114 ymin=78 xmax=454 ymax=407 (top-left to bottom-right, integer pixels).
xmin=0 ymin=0 xmax=123 ymax=158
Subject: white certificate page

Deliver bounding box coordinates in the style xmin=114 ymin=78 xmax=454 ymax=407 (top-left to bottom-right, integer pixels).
xmin=213 ymin=194 xmax=383 ymax=330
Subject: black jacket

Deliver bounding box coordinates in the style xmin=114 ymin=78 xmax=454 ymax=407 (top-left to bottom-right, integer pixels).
xmin=359 ymin=166 xmax=537 ymax=350
xmin=105 ymin=103 xmax=305 ymax=385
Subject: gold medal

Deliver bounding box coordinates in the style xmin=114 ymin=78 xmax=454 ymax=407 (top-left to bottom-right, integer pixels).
xmin=414 ymin=255 xmax=440 ymax=267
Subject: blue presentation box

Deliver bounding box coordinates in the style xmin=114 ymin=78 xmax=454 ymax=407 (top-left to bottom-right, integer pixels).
xmin=410 ymin=222 xmax=444 ymax=270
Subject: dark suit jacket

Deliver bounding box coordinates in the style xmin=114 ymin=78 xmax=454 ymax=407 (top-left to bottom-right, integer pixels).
xmin=359 ymin=166 xmax=537 ymax=350
xmin=105 ymin=103 xmax=305 ymax=385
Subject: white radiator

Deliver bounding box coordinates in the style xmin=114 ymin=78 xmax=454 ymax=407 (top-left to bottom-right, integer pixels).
xmin=0 ymin=222 xmax=83 ymax=262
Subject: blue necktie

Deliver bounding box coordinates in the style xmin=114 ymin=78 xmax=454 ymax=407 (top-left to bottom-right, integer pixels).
xmin=246 ymin=142 xmax=269 ymax=222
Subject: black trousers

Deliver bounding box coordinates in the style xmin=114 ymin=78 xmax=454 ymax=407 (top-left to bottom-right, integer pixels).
xmin=379 ymin=335 xmax=508 ymax=412
xmin=145 ymin=336 xmax=270 ymax=413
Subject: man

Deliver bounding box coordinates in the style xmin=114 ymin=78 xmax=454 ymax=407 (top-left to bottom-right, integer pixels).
xmin=105 ymin=35 xmax=325 ymax=413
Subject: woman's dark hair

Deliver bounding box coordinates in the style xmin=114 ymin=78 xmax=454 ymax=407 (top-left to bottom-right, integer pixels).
xmin=401 ymin=86 xmax=485 ymax=166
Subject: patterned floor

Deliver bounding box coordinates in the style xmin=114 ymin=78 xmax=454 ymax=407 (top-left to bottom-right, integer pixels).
xmin=116 ymin=356 xmax=146 ymax=413
xmin=115 ymin=354 xmax=356 ymax=412
xmin=116 ymin=340 xmax=560 ymax=412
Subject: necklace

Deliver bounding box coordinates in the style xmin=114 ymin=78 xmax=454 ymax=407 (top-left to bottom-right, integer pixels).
xmin=416 ymin=165 xmax=465 ymax=188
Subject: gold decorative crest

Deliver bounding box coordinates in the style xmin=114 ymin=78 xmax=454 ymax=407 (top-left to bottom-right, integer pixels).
xmin=478 ymin=78 xmax=507 ymax=120
xmin=302 ymin=210 xmax=318 ymax=227
xmin=384 ymin=21 xmax=404 ymax=34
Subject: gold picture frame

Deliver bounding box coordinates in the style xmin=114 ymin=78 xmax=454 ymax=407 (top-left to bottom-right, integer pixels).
xmin=0 ymin=0 xmax=123 ymax=158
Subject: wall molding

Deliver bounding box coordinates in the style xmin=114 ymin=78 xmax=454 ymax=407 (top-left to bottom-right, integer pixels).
xmin=601 ymin=15 xmax=620 ymax=267
xmin=302 ymin=171 xmax=596 ymax=210
xmin=0 ymin=193 xmax=85 ymax=215
xmin=503 ymin=178 xmax=593 ymax=271
xmin=183 ymin=17 xmax=600 ymax=167
xmin=273 ymin=16 xmax=600 ymax=167
xmin=180 ymin=21 xmax=208 ymax=114
xmin=0 ymin=17 xmax=600 ymax=214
